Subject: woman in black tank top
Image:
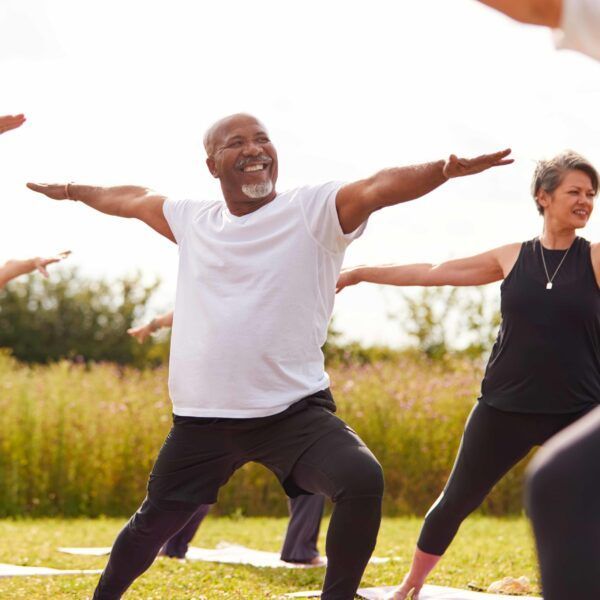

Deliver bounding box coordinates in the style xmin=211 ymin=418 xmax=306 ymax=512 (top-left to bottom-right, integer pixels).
xmin=337 ymin=150 xmax=600 ymax=600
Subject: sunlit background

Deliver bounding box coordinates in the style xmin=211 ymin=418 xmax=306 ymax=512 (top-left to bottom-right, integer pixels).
xmin=2 ymin=0 xmax=600 ymax=345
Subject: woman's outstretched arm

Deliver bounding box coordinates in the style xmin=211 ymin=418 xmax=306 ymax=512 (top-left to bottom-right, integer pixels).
xmin=0 ymin=251 xmax=70 ymax=289
xmin=336 ymin=243 xmax=521 ymax=292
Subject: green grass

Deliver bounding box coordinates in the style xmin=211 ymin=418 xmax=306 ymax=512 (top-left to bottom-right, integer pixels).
xmin=0 ymin=516 xmax=540 ymax=599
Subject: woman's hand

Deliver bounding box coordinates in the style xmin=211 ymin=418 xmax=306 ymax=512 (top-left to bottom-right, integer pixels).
xmin=34 ymin=251 xmax=71 ymax=277
xmin=127 ymin=323 xmax=154 ymax=344
xmin=336 ymin=267 xmax=363 ymax=293
xmin=0 ymin=114 xmax=26 ymax=135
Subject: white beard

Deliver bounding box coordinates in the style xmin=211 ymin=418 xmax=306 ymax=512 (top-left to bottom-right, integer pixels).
xmin=241 ymin=180 xmax=273 ymax=199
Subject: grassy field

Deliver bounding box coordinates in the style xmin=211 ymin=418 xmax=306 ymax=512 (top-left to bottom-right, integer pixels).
xmin=0 ymin=516 xmax=540 ymax=599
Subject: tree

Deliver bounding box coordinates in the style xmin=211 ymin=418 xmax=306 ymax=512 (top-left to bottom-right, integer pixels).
xmin=394 ymin=286 xmax=500 ymax=359
xmin=0 ymin=268 xmax=168 ymax=366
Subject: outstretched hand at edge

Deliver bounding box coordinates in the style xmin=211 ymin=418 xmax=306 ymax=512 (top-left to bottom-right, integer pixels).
xmin=0 ymin=114 xmax=26 ymax=135
xmin=35 ymin=251 xmax=71 ymax=277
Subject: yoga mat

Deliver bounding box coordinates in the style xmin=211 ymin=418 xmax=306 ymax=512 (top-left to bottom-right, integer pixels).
xmin=0 ymin=563 xmax=101 ymax=578
xmin=185 ymin=544 xmax=321 ymax=568
xmin=59 ymin=547 xmax=112 ymax=556
xmin=287 ymin=584 xmax=542 ymax=599
xmin=59 ymin=543 xmax=389 ymax=569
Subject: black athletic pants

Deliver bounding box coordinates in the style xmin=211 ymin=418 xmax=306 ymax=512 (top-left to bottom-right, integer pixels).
xmin=526 ymin=406 xmax=600 ymax=600
xmin=93 ymin=392 xmax=383 ymax=600
xmin=162 ymin=494 xmax=325 ymax=562
xmin=417 ymin=401 xmax=588 ymax=556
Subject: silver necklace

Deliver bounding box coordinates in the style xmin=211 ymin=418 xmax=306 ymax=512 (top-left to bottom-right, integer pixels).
xmin=539 ymin=238 xmax=574 ymax=290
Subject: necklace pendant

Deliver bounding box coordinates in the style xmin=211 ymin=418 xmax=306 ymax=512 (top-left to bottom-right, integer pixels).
xmin=546 ymin=282 xmax=553 ymax=290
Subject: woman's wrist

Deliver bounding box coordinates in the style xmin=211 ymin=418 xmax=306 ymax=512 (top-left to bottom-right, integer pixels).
xmin=351 ymin=267 xmax=366 ymax=284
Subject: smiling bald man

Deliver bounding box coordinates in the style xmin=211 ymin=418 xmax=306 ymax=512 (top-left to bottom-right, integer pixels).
xmin=28 ymin=113 xmax=511 ymax=599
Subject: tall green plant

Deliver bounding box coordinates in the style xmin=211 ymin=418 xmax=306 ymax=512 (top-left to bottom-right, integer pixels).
xmin=0 ymin=353 xmax=531 ymax=518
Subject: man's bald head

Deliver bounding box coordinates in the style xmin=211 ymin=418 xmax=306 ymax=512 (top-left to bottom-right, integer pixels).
xmin=203 ymin=112 xmax=278 ymax=211
xmin=203 ymin=113 xmax=268 ymax=156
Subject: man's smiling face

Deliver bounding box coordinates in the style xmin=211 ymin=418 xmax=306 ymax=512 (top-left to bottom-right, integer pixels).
xmin=205 ymin=114 xmax=278 ymax=212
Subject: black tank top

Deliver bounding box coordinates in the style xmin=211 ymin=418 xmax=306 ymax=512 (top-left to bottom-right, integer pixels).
xmin=480 ymin=237 xmax=600 ymax=414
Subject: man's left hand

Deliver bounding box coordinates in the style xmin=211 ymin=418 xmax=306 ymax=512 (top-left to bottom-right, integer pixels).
xmin=443 ymin=148 xmax=513 ymax=178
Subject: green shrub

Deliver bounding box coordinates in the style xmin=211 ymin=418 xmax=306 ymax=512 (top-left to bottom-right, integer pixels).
xmin=0 ymin=269 xmax=169 ymax=367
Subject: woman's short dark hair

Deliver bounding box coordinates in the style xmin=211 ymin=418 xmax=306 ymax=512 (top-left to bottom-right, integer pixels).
xmin=531 ymin=151 xmax=599 ymax=215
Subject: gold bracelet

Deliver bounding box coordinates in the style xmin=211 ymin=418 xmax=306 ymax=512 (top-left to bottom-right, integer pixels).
xmin=65 ymin=182 xmax=76 ymax=201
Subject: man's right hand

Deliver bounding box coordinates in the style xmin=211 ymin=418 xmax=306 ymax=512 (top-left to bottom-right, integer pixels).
xmin=0 ymin=114 xmax=26 ymax=135
xmin=26 ymin=182 xmax=72 ymax=200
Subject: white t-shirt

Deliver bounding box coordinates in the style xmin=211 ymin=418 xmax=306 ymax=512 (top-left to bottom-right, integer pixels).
xmin=554 ymin=0 xmax=600 ymax=61
xmin=163 ymin=181 xmax=365 ymax=418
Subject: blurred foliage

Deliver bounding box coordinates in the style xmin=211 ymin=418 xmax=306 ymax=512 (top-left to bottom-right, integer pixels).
xmin=0 ymin=268 xmax=169 ymax=368
xmin=391 ymin=286 xmax=501 ymax=361
xmin=325 ymin=286 xmax=501 ymax=365
xmin=0 ymin=269 xmax=500 ymax=367
xmin=0 ymin=272 xmax=518 ymax=518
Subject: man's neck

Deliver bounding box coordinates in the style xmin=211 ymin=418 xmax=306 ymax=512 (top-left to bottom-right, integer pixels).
xmin=224 ymin=192 xmax=278 ymax=216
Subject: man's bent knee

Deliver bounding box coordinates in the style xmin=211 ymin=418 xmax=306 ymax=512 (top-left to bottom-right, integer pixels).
xmin=128 ymin=498 xmax=199 ymax=539
xmin=333 ymin=446 xmax=384 ymax=501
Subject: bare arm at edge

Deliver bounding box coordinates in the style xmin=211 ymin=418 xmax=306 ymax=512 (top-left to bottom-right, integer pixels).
xmin=478 ymin=0 xmax=562 ymax=27
xmin=0 ymin=251 xmax=70 ymax=289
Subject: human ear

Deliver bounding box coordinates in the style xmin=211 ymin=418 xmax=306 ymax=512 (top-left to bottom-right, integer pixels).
xmin=206 ymin=157 xmax=219 ymax=179
xmin=537 ymin=189 xmax=551 ymax=210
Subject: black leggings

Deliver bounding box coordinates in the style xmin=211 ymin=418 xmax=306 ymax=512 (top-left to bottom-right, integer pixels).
xmin=526 ymin=406 xmax=600 ymax=600
xmin=417 ymin=401 xmax=587 ymax=556
xmin=93 ymin=425 xmax=383 ymax=600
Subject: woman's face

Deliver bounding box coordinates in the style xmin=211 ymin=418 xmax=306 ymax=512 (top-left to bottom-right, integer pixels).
xmin=540 ymin=169 xmax=596 ymax=229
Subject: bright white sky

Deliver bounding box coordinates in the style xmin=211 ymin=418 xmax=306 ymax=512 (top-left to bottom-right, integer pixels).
xmin=2 ymin=0 xmax=600 ymax=346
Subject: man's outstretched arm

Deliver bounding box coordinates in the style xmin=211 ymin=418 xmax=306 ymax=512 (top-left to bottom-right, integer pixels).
xmin=478 ymin=0 xmax=562 ymax=27
xmin=335 ymin=149 xmax=512 ymax=233
xmin=26 ymin=183 xmax=174 ymax=242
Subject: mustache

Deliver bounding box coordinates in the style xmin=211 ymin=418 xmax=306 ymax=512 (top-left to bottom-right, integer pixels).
xmin=235 ymin=155 xmax=272 ymax=169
